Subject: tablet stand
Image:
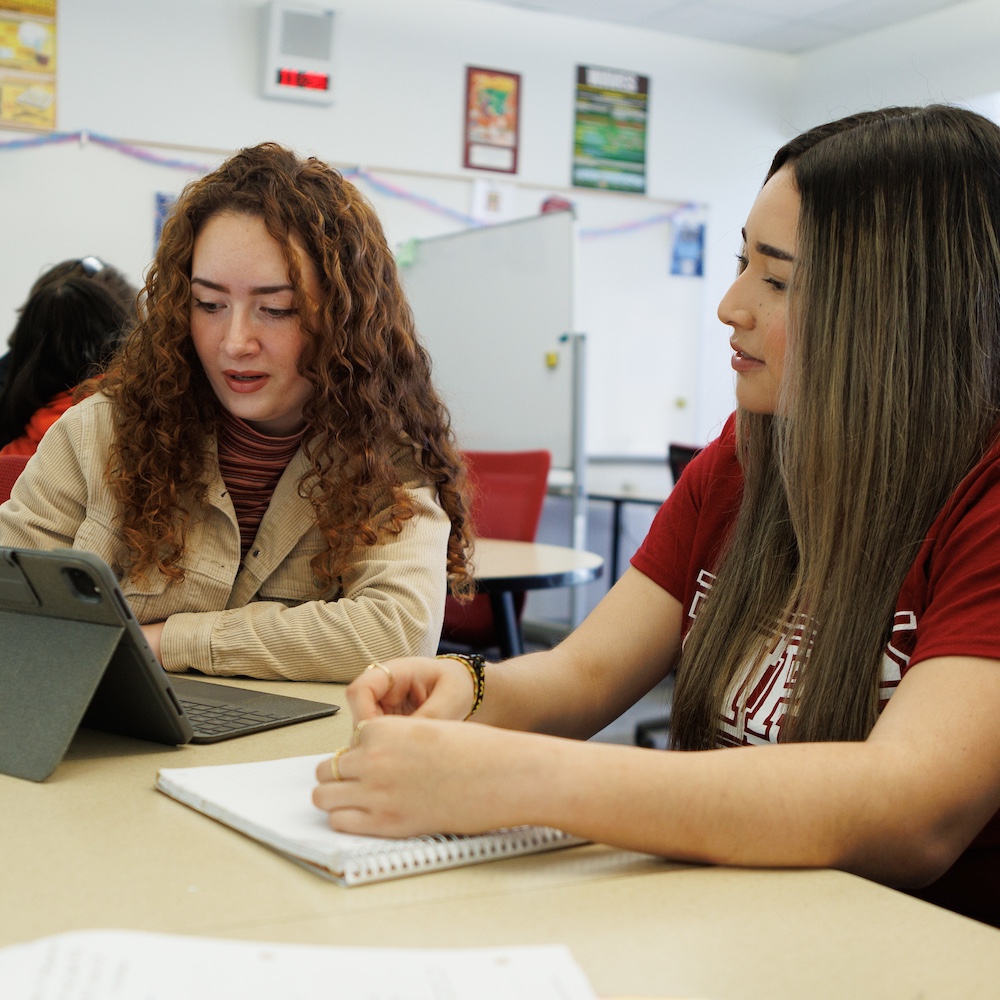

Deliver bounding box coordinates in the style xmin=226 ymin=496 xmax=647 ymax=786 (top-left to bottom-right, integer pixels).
xmin=0 ymin=610 xmax=124 ymax=781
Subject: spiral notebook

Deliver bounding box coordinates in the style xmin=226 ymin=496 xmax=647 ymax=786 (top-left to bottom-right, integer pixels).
xmin=155 ymin=753 xmax=586 ymax=886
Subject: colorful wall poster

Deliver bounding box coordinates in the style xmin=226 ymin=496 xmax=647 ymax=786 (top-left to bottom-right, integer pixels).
xmin=154 ymin=192 xmax=176 ymax=254
xmin=0 ymin=0 xmax=56 ymax=131
xmin=463 ymin=66 xmax=520 ymax=174
xmin=572 ymin=65 xmax=648 ymax=194
xmin=670 ymin=212 xmax=706 ymax=277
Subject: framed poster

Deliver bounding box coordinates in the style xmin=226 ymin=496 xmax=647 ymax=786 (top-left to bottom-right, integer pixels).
xmin=463 ymin=66 xmax=520 ymax=174
xmin=572 ymin=65 xmax=648 ymax=194
xmin=0 ymin=0 xmax=56 ymax=132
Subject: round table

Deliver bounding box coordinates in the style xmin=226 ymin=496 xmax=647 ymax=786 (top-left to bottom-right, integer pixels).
xmin=470 ymin=538 xmax=604 ymax=657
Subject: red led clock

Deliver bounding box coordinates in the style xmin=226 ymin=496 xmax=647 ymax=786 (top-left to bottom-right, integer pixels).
xmin=260 ymin=3 xmax=335 ymax=106
xmin=276 ymin=68 xmax=330 ymax=92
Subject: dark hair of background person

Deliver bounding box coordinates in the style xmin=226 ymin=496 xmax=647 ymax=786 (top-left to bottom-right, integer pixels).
xmin=94 ymin=142 xmax=474 ymax=596
xmin=0 ymin=277 xmax=131 ymax=449
xmin=22 ymin=256 xmax=138 ymax=319
xmin=0 ymin=257 xmax=138 ymax=394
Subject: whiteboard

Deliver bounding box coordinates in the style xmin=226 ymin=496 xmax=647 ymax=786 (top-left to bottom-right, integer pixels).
xmin=576 ymin=207 xmax=705 ymax=457
xmin=399 ymin=211 xmax=576 ymax=469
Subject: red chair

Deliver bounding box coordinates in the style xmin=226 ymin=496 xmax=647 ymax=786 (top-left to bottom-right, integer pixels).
xmin=440 ymin=449 xmax=551 ymax=655
xmin=0 ymin=453 xmax=30 ymax=503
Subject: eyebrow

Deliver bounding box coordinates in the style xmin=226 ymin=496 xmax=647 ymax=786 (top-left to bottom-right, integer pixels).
xmin=191 ymin=277 xmax=294 ymax=295
xmin=741 ymin=228 xmax=795 ymax=263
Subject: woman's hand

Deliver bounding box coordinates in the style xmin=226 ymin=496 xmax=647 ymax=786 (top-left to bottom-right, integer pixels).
xmin=347 ymin=655 xmax=478 ymax=724
xmin=141 ymin=621 xmax=166 ymax=663
xmin=313 ymin=715 xmax=541 ymax=838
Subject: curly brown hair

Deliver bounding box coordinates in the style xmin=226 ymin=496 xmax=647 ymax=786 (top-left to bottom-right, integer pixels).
xmin=94 ymin=142 xmax=472 ymax=596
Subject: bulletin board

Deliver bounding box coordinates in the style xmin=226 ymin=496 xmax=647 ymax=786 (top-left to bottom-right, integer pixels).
xmin=0 ymin=0 xmax=57 ymax=132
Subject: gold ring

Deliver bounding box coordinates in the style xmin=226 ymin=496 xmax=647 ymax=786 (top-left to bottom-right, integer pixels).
xmin=366 ymin=661 xmax=394 ymax=690
xmin=330 ymin=746 xmax=349 ymax=781
xmin=352 ymin=719 xmax=368 ymax=746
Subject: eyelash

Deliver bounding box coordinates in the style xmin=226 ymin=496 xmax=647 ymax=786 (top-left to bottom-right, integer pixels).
xmin=734 ymin=252 xmax=786 ymax=292
xmin=192 ymin=298 xmax=296 ymax=319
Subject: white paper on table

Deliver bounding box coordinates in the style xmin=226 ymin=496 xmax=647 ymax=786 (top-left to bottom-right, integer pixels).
xmin=0 ymin=929 xmax=599 ymax=1000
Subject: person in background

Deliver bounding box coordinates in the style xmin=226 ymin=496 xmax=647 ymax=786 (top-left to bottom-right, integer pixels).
xmin=315 ymin=105 xmax=1000 ymax=927
xmin=0 ymin=276 xmax=130 ymax=456
xmin=0 ymin=142 xmax=472 ymax=682
xmin=0 ymin=256 xmax=137 ymax=394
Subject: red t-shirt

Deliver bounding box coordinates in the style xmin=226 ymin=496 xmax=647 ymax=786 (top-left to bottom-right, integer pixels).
xmin=632 ymin=412 xmax=1000 ymax=848
xmin=0 ymin=389 xmax=75 ymax=458
xmin=636 ymin=412 xmax=1000 ymax=676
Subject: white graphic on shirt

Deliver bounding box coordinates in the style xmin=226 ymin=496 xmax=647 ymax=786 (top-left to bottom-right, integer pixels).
xmin=688 ymin=572 xmax=916 ymax=747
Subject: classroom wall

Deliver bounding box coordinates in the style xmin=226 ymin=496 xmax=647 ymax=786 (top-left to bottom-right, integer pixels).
xmin=2 ymin=0 xmax=794 ymax=448
xmin=4 ymin=0 xmax=1000 ymax=453
xmin=792 ymin=0 xmax=1000 ymax=129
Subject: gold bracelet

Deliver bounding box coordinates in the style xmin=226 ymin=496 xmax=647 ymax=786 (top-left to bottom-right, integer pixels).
xmin=435 ymin=653 xmax=486 ymax=720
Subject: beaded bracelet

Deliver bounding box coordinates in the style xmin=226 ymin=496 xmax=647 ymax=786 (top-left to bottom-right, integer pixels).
xmin=435 ymin=652 xmax=486 ymax=720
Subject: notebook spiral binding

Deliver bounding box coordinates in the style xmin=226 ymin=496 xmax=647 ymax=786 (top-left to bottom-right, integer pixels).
xmin=342 ymin=826 xmax=575 ymax=884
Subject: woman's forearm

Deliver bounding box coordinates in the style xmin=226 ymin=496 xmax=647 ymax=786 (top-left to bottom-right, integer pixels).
xmin=509 ymin=656 xmax=1000 ymax=888
xmin=319 ymin=656 xmax=1000 ymax=889
xmin=498 ymin=731 xmax=971 ymax=888
xmin=475 ymin=568 xmax=682 ymax=739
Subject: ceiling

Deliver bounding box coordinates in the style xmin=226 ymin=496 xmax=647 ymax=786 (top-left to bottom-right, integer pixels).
xmin=468 ymin=0 xmax=972 ymax=53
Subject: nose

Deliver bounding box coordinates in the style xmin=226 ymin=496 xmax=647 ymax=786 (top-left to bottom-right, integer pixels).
xmin=717 ymin=272 xmax=754 ymax=331
xmin=221 ymin=308 xmax=259 ymax=358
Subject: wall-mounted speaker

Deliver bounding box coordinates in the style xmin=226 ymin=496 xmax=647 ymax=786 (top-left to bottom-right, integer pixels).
xmin=259 ymin=2 xmax=335 ymax=105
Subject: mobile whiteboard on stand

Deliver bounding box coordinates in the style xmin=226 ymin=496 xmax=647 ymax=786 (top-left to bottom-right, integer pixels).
xmin=398 ymin=210 xmax=589 ymax=624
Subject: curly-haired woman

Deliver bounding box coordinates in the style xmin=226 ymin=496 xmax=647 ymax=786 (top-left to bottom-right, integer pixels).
xmin=0 ymin=143 xmax=472 ymax=682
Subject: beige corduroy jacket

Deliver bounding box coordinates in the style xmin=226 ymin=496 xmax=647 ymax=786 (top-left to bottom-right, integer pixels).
xmin=0 ymin=393 xmax=451 ymax=682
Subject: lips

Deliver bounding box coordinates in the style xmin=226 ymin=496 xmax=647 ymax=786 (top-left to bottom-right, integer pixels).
xmin=731 ymin=349 xmax=764 ymax=373
xmin=223 ymin=370 xmax=269 ymax=393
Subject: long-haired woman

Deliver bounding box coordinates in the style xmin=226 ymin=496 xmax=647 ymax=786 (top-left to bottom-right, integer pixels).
xmin=315 ymin=105 xmax=1000 ymax=926
xmin=0 ymin=143 xmax=472 ymax=681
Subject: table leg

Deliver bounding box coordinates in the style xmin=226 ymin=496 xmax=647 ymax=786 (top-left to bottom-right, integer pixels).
xmin=489 ymin=591 xmax=523 ymax=659
xmin=610 ymin=498 xmax=623 ymax=581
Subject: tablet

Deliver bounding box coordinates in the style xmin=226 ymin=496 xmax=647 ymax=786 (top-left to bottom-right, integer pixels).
xmin=0 ymin=546 xmax=339 ymax=780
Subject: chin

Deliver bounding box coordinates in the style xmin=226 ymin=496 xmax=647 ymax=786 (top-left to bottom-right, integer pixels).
xmin=735 ymin=394 xmax=778 ymax=416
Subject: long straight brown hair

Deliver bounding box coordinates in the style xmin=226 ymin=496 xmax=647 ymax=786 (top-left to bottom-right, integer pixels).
xmin=671 ymin=106 xmax=1000 ymax=748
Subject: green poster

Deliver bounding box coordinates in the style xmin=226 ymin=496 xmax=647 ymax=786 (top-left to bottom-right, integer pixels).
xmin=572 ymin=65 xmax=648 ymax=194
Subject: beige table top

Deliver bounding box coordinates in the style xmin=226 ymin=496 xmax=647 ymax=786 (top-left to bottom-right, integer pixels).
xmin=472 ymin=537 xmax=604 ymax=586
xmin=4 ymin=676 xmax=1000 ymax=1000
